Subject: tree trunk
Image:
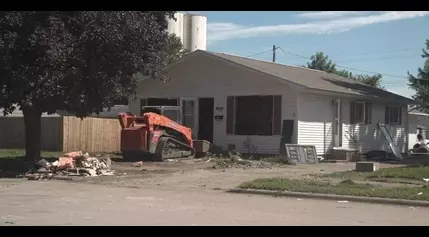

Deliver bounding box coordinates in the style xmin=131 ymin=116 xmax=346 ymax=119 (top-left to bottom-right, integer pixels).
xmin=22 ymin=107 xmax=42 ymax=162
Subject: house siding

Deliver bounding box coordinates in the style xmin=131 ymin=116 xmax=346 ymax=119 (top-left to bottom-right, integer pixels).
xmin=297 ymin=92 xmax=408 ymax=155
xmin=131 ymin=54 xmax=298 ymax=154
xmin=341 ymin=99 xmax=407 ymax=153
xmin=408 ymin=113 xmax=429 ymax=150
xmin=408 ymin=114 xmax=418 ymax=150
xmin=297 ymin=93 xmax=333 ymax=155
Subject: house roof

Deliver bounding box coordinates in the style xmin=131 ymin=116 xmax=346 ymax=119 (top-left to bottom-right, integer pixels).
xmin=192 ymin=50 xmax=415 ymax=104
xmin=409 ymin=105 xmax=429 ymax=116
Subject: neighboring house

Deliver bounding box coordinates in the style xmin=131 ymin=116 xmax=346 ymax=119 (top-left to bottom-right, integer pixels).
xmin=129 ymin=50 xmax=415 ymax=155
xmin=408 ymin=106 xmax=429 ymax=149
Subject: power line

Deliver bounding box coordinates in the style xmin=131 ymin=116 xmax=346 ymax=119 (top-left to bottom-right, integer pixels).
xmin=245 ymin=49 xmax=273 ymax=58
xmin=243 ymin=47 xmax=410 ymax=79
xmin=336 ymin=55 xmax=418 ymax=63
xmin=248 ymin=49 xmax=411 ymax=87
xmin=276 ymin=47 xmax=408 ymax=79
xmin=335 ymin=65 xmax=407 ymax=78
xmin=331 ymin=48 xmax=420 ymax=57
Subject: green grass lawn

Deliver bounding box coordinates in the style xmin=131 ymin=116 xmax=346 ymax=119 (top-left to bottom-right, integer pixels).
xmin=323 ymin=165 xmax=429 ymax=184
xmin=0 ymin=149 xmax=63 ymax=159
xmin=0 ymin=149 xmax=65 ymax=177
xmin=239 ymin=178 xmax=429 ymax=201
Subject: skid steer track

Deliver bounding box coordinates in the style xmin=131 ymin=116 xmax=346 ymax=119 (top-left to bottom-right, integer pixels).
xmin=153 ymin=136 xmax=195 ymax=161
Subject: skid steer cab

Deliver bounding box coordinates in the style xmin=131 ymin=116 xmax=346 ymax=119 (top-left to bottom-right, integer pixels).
xmin=118 ymin=106 xmax=195 ymax=161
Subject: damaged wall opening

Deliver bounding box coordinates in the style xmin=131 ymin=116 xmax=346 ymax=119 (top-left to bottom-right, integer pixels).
xmin=226 ymin=95 xmax=282 ymax=136
xmin=141 ymin=98 xmax=179 ymax=107
xmin=140 ymin=98 xmax=179 ymax=115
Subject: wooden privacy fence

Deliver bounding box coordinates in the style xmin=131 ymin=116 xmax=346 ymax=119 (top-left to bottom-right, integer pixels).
xmin=0 ymin=117 xmax=63 ymax=151
xmin=0 ymin=116 xmax=121 ymax=153
xmin=62 ymin=116 xmax=121 ymax=153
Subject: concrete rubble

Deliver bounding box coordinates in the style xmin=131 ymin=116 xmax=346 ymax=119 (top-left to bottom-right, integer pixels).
xmin=210 ymin=151 xmax=288 ymax=169
xmin=22 ymin=151 xmax=114 ymax=180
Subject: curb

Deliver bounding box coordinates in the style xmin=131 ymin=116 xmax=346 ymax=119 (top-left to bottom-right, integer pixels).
xmin=228 ymin=188 xmax=429 ymax=207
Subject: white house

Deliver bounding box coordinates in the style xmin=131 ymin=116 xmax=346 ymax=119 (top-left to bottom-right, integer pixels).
xmin=408 ymin=106 xmax=429 ymax=149
xmin=129 ymin=50 xmax=414 ymax=156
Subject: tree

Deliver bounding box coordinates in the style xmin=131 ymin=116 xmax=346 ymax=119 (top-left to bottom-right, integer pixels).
xmin=306 ymin=52 xmax=336 ymax=73
xmin=354 ymin=74 xmax=383 ymax=88
xmin=306 ymin=52 xmax=383 ymax=88
xmin=116 ymin=33 xmax=188 ymax=105
xmin=409 ymin=39 xmax=429 ymax=111
xmin=335 ymin=69 xmax=353 ymax=78
xmin=163 ymin=34 xmax=189 ymax=66
xmin=0 ymin=11 xmax=175 ymax=161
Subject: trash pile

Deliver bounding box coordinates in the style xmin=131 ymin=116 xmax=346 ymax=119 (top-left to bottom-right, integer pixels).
xmin=209 ymin=151 xmax=288 ymax=169
xmin=23 ymin=151 xmax=114 ymax=180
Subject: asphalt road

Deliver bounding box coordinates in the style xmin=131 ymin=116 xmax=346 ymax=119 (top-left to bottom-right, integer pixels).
xmin=1 ymin=179 xmax=429 ymax=226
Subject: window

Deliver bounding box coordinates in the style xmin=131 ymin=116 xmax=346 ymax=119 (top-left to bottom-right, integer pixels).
xmin=354 ymin=102 xmax=365 ymax=123
xmin=350 ymin=101 xmax=371 ymax=124
xmin=385 ymin=106 xmax=402 ymax=125
xmin=226 ymin=95 xmax=282 ymax=136
xmin=182 ymin=100 xmax=195 ymax=128
xmin=140 ymin=98 xmax=179 ymax=115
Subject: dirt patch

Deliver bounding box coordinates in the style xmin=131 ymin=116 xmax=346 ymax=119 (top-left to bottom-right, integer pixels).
xmin=206 ymin=152 xmax=292 ymax=170
xmin=64 ymin=160 xmax=357 ymax=192
xmin=5 ymin=149 xmax=360 ymax=194
xmin=208 ymin=158 xmax=284 ymax=169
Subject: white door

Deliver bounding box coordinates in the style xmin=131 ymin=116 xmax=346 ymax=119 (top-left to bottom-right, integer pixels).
xmin=180 ymin=97 xmax=198 ymax=139
xmin=333 ymin=99 xmax=342 ymax=147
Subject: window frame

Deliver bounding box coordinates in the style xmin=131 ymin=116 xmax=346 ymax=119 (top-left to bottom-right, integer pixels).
xmin=234 ymin=95 xmax=274 ymax=136
xmin=350 ymin=101 xmax=372 ymax=125
xmin=354 ymin=102 xmax=366 ymax=124
xmin=226 ymin=95 xmax=282 ymax=136
xmin=386 ymin=105 xmax=402 ymax=125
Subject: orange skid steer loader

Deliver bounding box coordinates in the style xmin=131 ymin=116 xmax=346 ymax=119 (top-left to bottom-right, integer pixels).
xmin=118 ymin=106 xmax=196 ymax=161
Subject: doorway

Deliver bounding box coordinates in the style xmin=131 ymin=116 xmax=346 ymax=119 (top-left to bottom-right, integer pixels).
xmin=180 ymin=97 xmax=198 ymax=139
xmin=333 ymin=99 xmax=342 ymax=147
xmin=198 ymin=98 xmax=214 ymax=142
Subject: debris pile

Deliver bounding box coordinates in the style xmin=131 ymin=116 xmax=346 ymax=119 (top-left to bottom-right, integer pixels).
xmin=23 ymin=151 xmax=114 ymax=180
xmin=210 ymin=151 xmax=287 ymax=169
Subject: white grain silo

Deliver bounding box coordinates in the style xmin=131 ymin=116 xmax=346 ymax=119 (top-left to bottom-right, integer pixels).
xmin=166 ymin=12 xmax=185 ymax=45
xmin=166 ymin=12 xmax=207 ymax=52
xmin=189 ymin=14 xmax=207 ymax=51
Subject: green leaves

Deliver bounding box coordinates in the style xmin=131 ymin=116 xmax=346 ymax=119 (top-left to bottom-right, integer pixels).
xmin=306 ymin=52 xmax=383 ymax=88
xmin=0 ymin=11 xmax=175 ymax=117
xmin=163 ymin=34 xmax=189 ymax=66
xmin=408 ymin=39 xmax=429 ymax=111
xmin=307 ymin=52 xmax=336 ymax=73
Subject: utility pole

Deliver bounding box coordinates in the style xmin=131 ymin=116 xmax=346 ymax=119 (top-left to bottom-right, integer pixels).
xmin=272 ymin=45 xmax=276 ymax=62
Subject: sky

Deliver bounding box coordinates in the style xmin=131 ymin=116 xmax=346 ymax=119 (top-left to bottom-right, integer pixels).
xmin=189 ymin=11 xmax=429 ymax=99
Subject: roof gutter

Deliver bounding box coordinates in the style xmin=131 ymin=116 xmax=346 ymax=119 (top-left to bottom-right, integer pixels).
xmin=302 ymin=87 xmax=417 ymax=105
